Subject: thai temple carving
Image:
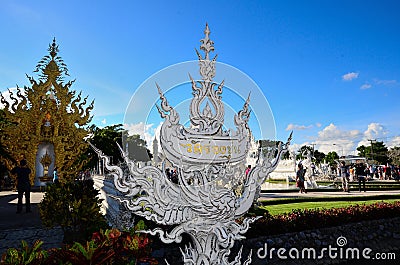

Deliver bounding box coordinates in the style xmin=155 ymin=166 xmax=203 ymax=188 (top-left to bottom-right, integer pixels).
xmin=93 ymin=24 xmax=291 ymax=264
xmin=0 ymin=39 xmax=93 ymax=184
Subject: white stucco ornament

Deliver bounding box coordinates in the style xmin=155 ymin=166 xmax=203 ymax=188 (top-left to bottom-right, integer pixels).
xmin=92 ymin=24 xmax=291 ymax=265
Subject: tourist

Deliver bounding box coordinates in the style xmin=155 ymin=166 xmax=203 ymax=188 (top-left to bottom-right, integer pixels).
xmin=245 ymin=165 xmax=251 ymax=177
xmin=365 ymin=164 xmax=371 ymax=180
xmin=85 ymin=170 xmax=91 ymax=180
xmin=53 ymin=167 xmax=59 ymax=184
xmin=378 ymin=166 xmax=383 ymax=180
xmin=385 ymin=164 xmax=392 ymax=180
xmin=171 ymin=168 xmax=178 ymax=183
xmin=349 ymin=165 xmax=354 ymax=182
xmin=311 ymin=163 xmax=316 ymax=175
xmin=11 ymin=159 xmax=32 ymax=213
xmin=393 ymin=166 xmax=400 ymax=181
xmin=355 ymin=163 xmax=366 ymax=192
xmin=296 ymin=164 xmax=306 ymax=194
xmin=369 ymin=165 xmax=375 ymax=179
xmin=165 ymin=168 xmax=171 ymax=180
xmin=339 ymin=161 xmax=349 ymax=192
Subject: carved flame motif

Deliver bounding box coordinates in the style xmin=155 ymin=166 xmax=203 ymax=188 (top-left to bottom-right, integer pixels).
xmin=190 ymin=24 xmax=225 ymax=135
xmin=156 ymin=25 xmax=252 ymax=178
xmin=92 ymin=25 xmax=291 ymax=264
xmin=0 ymin=39 xmax=94 ymax=182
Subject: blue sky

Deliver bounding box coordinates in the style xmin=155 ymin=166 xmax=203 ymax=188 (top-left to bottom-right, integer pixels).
xmin=1 ymin=0 xmax=399 ymax=155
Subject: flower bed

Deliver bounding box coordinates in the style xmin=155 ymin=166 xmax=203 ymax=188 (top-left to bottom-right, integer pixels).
xmin=3 ymin=201 xmax=400 ymax=264
xmin=246 ymin=201 xmax=400 ymax=237
xmin=1 ymin=221 xmax=158 ymax=265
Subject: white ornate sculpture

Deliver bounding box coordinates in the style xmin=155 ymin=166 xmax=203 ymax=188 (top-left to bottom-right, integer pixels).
xmin=92 ymin=24 xmax=291 ymax=265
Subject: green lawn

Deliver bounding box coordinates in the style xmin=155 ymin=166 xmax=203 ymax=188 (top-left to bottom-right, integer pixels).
xmin=262 ymin=199 xmax=400 ymax=215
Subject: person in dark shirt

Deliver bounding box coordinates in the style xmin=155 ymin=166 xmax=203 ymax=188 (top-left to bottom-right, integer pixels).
xmin=296 ymin=163 xmax=306 ymax=194
xmin=11 ymin=159 xmax=32 ymax=213
xmin=355 ymin=163 xmax=366 ymax=192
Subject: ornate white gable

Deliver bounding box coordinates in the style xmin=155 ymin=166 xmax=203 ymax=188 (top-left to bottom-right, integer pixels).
xmin=92 ymin=24 xmax=291 ymax=265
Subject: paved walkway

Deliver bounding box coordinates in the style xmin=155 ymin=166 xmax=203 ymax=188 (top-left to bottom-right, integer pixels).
xmin=0 ymin=189 xmax=399 ymax=256
xmin=0 ymin=191 xmax=63 ymax=255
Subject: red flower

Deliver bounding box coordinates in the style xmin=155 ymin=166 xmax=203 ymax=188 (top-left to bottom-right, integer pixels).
xmin=108 ymin=228 xmax=121 ymax=240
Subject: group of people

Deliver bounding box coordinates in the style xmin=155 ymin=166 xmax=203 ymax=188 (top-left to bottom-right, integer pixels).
xmin=296 ymin=161 xmax=378 ymax=193
xmin=164 ymin=165 xmax=254 ymax=187
xmin=77 ymin=169 xmax=91 ymax=181
xmin=339 ymin=161 xmax=375 ymax=192
xmin=369 ymin=164 xmax=400 ymax=180
xmin=165 ymin=168 xmax=179 ymax=183
xmin=335 ymin=163 xmax=400 ymax=182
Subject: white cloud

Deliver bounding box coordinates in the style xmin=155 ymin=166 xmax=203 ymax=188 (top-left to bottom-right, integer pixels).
xmin=124 ymin=122 xmax=153 ymax=142
xmin=360 ymin=83 xmax=372 ymax=90
xmin=342 ymin=72 xmax=359 ymax=81
xmin=315 ymin=123 xmax=322 ymax=128
xmin=312 ymin=123 xmax=360 ymax=155
xmin=374 ymin=79 xmax=398 ymax=86
xmin=388 ymin=136 xmax=400 ymax=148
xmin=357 ymin=79 xmax=398 ymax=90
xmin=101 ymin=119 xmax=107 ymax=125
xmin=317 ymin=123 xmax=358 ymax=140
xmin=292 ymin=123 xmax=398 ymax=157
xmin=286 ymin=124 xmax=313 ymax=131
xmin=288 ymin=142 xmax=309 ymax=153
xmin=357 ymin=123 xmax=388 ymax=147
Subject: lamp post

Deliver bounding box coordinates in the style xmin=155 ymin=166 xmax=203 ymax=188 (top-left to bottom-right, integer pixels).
xmin=368 ymin=139 xmax=376 ymax=163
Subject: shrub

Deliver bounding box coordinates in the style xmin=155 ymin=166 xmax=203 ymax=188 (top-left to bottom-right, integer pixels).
xmin=39 ymin=179 xmax=108 ymax=243
xmin=0 ymin=240 xmax=48 ymax=265
xmin=1 ymin=222 xmax=157 ymax=265
xmin=45 ymin=222 xmax=154 ymax=265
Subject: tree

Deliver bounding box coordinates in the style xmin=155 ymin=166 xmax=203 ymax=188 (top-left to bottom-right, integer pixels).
xmin=313 ymin=150 xmax=326 ymax=165
xmin=124 ymin=134 xmax=152 ymax=162
xmin=388 ymin=147 xmax=400 ymax=165
xmin=325 ymin=151 xmax=339 ymax=167
xmin=82 ymin=124 xmax=124 ymax=170
xmin=357 ymin=145 xmax=368 ymax=158
xmin=258 ymin=140 xmax=283 ymax=158
xmin=82 ymin=124 xmax=153 ymax=171
xmin=0 ymin=109 xmax=15 ymax=165
xmin=357 ymin=141 xmax=389 ymax=165
xmin=282 ymin=149 xmax=290 ymax=160
xmin=294 ymin=145 xmax=325 ymax=164
xmin=296 ymin=145 xmax=313 ymax=161
xmin=39 ymin=180 xmax=108 ymax=243
xmin=0 ymin=109 xmax=8 ymax=159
